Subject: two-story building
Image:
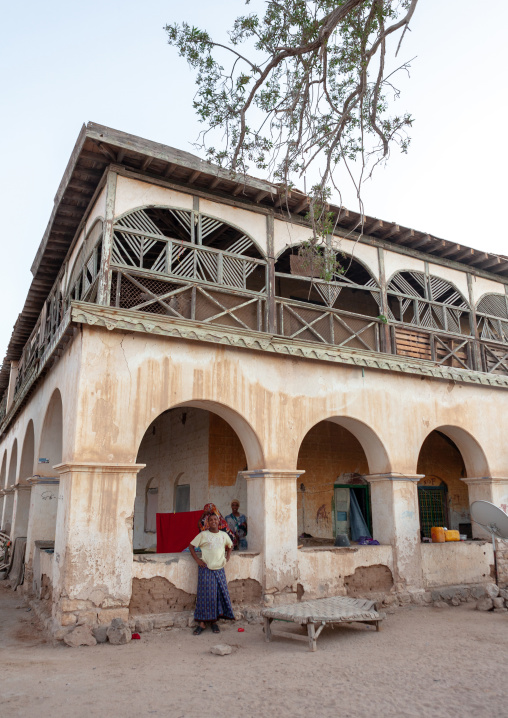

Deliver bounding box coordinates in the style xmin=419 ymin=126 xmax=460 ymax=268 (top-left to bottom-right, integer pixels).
xmin=1 ymin=123 xmax=507 ymax=636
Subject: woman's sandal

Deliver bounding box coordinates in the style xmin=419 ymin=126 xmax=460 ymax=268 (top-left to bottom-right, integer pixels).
xmin=193 ymin=625 xmax=205 ymax=635
xmin=211 ymin=623 xmax=220 ymax=634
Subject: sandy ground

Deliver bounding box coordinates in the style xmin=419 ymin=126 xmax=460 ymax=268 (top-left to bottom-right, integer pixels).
xmin=1 ymin=583 xmax=507 ymax=718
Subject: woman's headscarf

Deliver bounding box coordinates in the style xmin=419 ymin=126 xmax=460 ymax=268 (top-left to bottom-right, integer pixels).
xmin=199 ymin=503 xmax=237 ymax=546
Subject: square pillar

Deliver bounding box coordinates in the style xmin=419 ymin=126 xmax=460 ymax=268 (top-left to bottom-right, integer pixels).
xmin=52 ymin=462 xmax=144 ymax=633
xmin=25 ymin=478 xmax=60 ymax=570
xmin=365 ymin=473 xmax=424 ymax=591
xmin=462 ymin=477 xmax=508 ymax=539
xmin=241 ymin=469 xmax=303 ymax=606
xmin=11 ymin=484 xmax=31 ymax=540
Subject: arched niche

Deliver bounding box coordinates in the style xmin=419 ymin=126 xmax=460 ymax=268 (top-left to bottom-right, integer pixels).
xmin=133 ymin=403 xmax=253 ymax=552
xmin=38 ymin=389 xmax=63 ymax=476
xmin=275 ymin=247 xmax=380 ymax=316
xmin=416 ymin=429 xmax=470 ymax=538
xmin=19 ymin=420 xmax=35 ymax=484
xmin=295 ymin=416 xmax=390 ymax=543
xmin=8 ymin=440 xmax=18 ymax=485
xmin=0 ymin=451 xmax=6 ymax=488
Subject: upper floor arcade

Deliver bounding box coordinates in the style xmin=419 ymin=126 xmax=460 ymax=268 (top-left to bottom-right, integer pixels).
xmin=2 ymin=122 xmax=508 ymax=435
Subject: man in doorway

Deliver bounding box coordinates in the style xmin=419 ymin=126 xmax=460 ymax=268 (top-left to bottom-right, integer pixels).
xmin=189 ymin=513 xmax=235 ymax=635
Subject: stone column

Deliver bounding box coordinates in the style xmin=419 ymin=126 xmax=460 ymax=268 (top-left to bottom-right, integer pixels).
xmin=365 ymin=473 xmax=424 ymax=592
xmin=1 ymin=486 xmax=15 ymax=535
xmin=241 ymin=469 xmax=304 ymax=606
xmin=52 ymin=462 xmax=144 ymax=634
xmin=11 ymin=484 xmax=32 ymax=540
xmin=25 ymin=478 xmax=60 ymax=571
xmin=461 ymin=477 xmax=508 ymax=539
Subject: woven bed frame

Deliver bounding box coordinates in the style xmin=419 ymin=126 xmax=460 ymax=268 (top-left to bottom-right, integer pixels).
xmin=261 ymin=596 xmax=383 ymax=652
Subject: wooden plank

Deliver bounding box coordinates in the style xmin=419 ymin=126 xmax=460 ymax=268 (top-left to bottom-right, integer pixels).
xmin=96 ymin=171 xmax=117 ymax=305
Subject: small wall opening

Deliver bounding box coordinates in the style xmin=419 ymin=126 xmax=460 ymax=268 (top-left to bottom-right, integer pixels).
xmin=133 ymin=407 xmax=248 ymax=552
xmin=19 ymin=421 xmax=35 ymax=484
xmin=417 ymin=430 xmax=470 ymax=538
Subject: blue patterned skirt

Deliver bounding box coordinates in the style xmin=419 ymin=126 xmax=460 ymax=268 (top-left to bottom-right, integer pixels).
xmin=194 ymin=566 xmax=235 ymax=622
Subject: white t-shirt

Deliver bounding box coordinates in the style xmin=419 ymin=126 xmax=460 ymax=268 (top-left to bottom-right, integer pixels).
xmin=190 ymin=530 xmax=233 ymax=570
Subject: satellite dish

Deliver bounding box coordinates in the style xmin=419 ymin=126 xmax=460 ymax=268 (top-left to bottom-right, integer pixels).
xmin=470 ymin=501 xmax=508 ymax=585
xmin=470 ymin=501 xmax=508 ymax=539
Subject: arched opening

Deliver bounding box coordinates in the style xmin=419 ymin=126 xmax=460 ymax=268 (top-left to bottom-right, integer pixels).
xmin=0 ymin=451 xmax=7 ymax=532
xmin=11 ymin=422 xmax=36 ymax=539
xmin=38 ymin=390 xmax=63 ymax=475
xmin=274 ymin=248 xmax=382 ymax=350
xmin=19 ymin=421 xmax=35 ymax=484
xmin=133 ymin=406 xmax=251 ymax=553
xmin=416 ymin=430 xmax=471 ymax=539
xmin=296 ymin=420 xmax=376 ymax=545
xmin=3 ymin=441 xmax=18 ymax=534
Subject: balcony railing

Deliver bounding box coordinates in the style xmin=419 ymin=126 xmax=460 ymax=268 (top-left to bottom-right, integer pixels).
xmin=4 ymin=232 xmax=508 ymax=432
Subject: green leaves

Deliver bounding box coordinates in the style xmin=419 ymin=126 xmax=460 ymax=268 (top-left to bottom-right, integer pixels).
xmin=166 ymin=0 xmax=419 ymax=268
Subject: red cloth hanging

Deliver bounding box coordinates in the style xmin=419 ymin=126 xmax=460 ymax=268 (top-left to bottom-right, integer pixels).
xmin=156 ymin=511 xmax=203 ymax=553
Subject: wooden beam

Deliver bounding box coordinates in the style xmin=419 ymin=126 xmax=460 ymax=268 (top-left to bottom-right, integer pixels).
xmin=366 ymin=219 xmax=384 ymax=235
xmin=188 ymin=170 xmax=201 ymax=185
xmin=209 ymin=177 xmax=221 ymax=190
xmin=79 ymin=149 xmax=108 ymax=164
xmin=255 ymin=189 xmax=270 ymax=203
xmin=439 ymin=243 xmax=461 ymax=258
xmin=95 ymin=142 xmax=117 ymax=163
xmin=453 ymin=247 xmax=475 ymax=262
xmin=116 ymin=149 xmax=125 ymax=163
xmin=274 ymin=191 xmax=291 ymax=209
xmin=398 ymin=229 xmax=415 ymax=243
xmin=474 ymin=255 xmax=502 ymax=270
xmin=378 ymin=224 xmax=400 ymax=239
xmin=232 ymin=184 xmax=245 ymax=197
xmin=67 ymin=178 xmax=95 ymax=192
xmin=164 ymin=162 xmax=176 ymax=178
xmin=141 ymin=156 xmax=153 ymax=172
xmin=73 ymin=167 xmax=103 ymax=180
xmin=293 ymin=197 xmax=310 ymax=215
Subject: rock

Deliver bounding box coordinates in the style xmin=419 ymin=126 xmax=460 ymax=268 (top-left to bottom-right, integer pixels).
xmin=494 ymin=608 xmax=508 ymax=613
xmin=499 ymin=589 xmax=508 ymax=600
xmin=106 ymin=618 xmax=131 ymax=645
xmin=451 ymin=597 xmax=461 ymax=606
xmin=92 ymin=626 xmax=108 ymax=644
xmin=135 ymin=618 xmax=154 ymax=633
xmin=172 ymin=615 xmax=188 ymax=629
xmin=433 ymin=601 xmax=449 ymax=609
xmin=63 ymin=625 xmax=97 ymax=647
xmin=211 ymin=644 xmax=232 ymax=656
xmin=153 ymin=616 xmax=174 ymax=629
xmin=383 ymin=595 xmax=398 ymax=606
xmin=492 ymin=597 xmax=505 ymax=609
xmin=470 ymin=585 xmax=487 ymax=599
xmin=484 ymin=583 xmax=499 ymax=599
xmin=476 ymin=598 xmax=494 ymax=612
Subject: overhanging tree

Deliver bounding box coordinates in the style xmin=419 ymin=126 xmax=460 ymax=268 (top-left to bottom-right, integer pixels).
xmin=166 ymin=0 xmax=419 ymax=278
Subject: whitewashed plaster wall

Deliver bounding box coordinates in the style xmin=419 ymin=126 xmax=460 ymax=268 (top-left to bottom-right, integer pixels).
xmin=421 ymin=541 xmax=494 ymax=587
xmin=114 ymin=176 xmax=193 ymax=219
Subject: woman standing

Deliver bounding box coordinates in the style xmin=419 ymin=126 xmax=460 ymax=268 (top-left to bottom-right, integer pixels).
xmin=198 ymin=502 xmax=237 ymax=547
xmin=189 ymin=513 xmax=235 ymax=635
xmin=225 ymin=499 xmax=248 ymax=550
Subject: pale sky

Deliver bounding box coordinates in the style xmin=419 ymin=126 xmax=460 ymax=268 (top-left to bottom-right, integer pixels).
xmin=1 ymin=0 xmax=507 ymax=358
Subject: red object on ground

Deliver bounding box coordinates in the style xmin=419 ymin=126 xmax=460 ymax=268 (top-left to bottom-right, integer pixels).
xmin=156 ymin=511 xmax=203 ymax=553
xmin=131 ymin=633 xmax=141 ymax=640
xmin=238 ymin=628 xmax=245 ymax=632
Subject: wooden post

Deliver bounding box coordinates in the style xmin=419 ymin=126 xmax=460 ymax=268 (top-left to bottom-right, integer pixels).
xmin=307 ymin=622 xmax=317 ymax=652
xmin=377 ymin=247 xmax=391 ymax=353
xmin=266 ymin=215 xmax=277 ymax=333
xmin=96 ymin=170 xmax=117 ymax=306
xmin=467 ymin=272 xmax=482 ymax=371
xmin=264 ymin=616 xmax=272 ymax=642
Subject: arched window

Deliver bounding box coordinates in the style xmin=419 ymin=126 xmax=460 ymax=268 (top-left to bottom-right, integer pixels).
xmin=109 ymin=207 xmax=267 ymax=334
xmin=66 ymin=219 xmax=103 ymax=304
xmin=476 ymin=293 xmax=508 ymax=344
xmin=387 ymin=271 xmax=470 ymax=335
xmin=274 ymin=247 xmax=382 ymax=351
